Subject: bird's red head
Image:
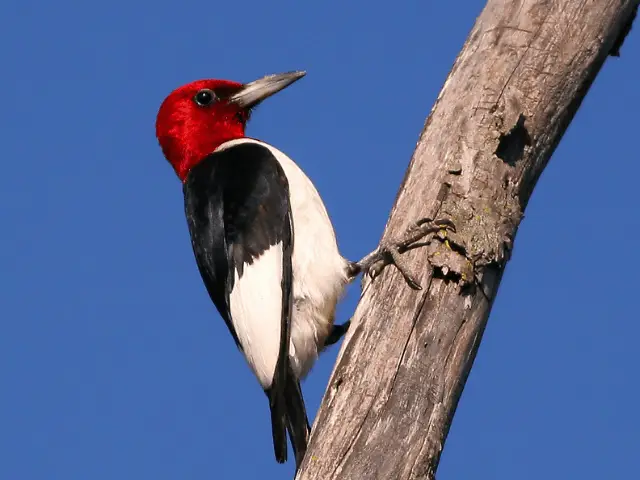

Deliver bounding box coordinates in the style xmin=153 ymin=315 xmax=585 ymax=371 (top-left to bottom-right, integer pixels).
xmin=156 ymin=71 xmax=306 ymax=181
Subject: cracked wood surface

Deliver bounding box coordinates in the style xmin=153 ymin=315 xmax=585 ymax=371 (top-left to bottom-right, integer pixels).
xmin=295 ymin=1 xmax=639 ymax=479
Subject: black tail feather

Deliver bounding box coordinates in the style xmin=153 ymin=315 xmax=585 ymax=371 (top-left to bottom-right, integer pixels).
xmin=268 ymin=385 xmax=288 ymax=464
xmin=268 ymin=350 xmax=290 ymax=464
xmin=266 ymin=362 xmax=310 ymax=469
xmin=284 ymin=366 xmax=310 ymax=470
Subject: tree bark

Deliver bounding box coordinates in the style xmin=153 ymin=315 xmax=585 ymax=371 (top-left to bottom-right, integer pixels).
xmin=296 ymin=1 xmax=638 ymax=479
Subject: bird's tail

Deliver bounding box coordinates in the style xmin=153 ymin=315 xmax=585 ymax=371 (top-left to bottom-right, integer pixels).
xmin=284 ymin=364 xmax=310 ymax=469
xmin=268 ymin=392 xmax=287 ymax=464
xmin=267 ymin=362 xmax=310 ymax=469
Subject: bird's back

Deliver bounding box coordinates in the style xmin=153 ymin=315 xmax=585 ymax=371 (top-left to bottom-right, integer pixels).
xmin=217 ymin=138 xmax=350 ymax=378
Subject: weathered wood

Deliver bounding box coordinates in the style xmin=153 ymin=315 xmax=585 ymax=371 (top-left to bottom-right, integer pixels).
xmin=296 ymin=1 xmax=638 ymax=479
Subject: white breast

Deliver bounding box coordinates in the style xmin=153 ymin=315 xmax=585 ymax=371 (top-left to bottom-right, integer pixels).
xmin=220 ymin=138 xmax=350 ymax=381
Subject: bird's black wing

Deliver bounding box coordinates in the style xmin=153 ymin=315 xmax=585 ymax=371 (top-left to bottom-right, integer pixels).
xmin=183 ymin=141 xmax=307 ymax=465
xmin=183 ymin=162 xmax=237 ymax=345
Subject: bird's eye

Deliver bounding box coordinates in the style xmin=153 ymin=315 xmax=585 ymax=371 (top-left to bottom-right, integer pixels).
xmin=194 ymin=89 xmax=216 ymax=106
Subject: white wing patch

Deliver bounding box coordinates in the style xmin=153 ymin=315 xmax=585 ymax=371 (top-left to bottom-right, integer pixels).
xmin=229 ymin=242 xmax=284 ymax=388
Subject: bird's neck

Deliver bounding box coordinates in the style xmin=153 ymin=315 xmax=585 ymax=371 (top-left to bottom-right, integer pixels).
xmin=171 ymin=131 xmax=246 ymax=182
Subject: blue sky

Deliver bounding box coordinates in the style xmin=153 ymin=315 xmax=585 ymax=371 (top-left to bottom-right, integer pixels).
xmin=1 ymin=0 xmax=638 ymax=478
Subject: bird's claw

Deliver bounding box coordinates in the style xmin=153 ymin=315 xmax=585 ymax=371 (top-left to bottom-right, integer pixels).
xmin=324 ymin=320 xmax=351 ymax=347
xmin=352 ymin=217 xmax=456 ymax=290
xmin=366 ymin=245 xmax=422 ymax=289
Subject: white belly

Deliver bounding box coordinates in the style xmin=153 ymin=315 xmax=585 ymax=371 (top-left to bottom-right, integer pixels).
xmin=222 ymin=138 xmax=350 ymax=380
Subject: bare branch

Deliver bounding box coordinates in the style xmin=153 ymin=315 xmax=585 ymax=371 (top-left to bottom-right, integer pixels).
xmin=296 ymin=1 xmax=639 ymax=479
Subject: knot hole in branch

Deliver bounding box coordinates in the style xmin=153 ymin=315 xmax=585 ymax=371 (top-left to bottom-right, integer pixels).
xmin=495 ymin=113 xmax=531 ymax=166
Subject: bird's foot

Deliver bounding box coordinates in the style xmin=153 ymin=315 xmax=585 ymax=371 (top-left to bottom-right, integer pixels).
xmin=349 ymin=217 xmax=455 ymax=290
xmin=324 ymin=320 xmax=351 ymax=347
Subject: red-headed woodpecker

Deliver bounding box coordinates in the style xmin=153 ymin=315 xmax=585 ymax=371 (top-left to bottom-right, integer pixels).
xmin=155 ymin=71 xmax=453 ymax=469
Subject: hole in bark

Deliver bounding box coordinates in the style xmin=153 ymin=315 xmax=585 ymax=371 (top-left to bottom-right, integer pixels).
xmin=432 ymin=265 xmax=462 ymax=284
xmin=334 ymin=376 xmax=344 ymax=391
xmin=495 ymin=114 xmax=531 ymax=166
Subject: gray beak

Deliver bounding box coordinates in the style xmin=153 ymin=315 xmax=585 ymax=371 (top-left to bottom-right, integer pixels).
xmin=229 ymin=71 xmax=306 ymax=108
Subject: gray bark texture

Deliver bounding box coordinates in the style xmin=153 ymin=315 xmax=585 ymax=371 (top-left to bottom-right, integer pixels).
xmin=296 ymin=1 xmax=639 ymax=479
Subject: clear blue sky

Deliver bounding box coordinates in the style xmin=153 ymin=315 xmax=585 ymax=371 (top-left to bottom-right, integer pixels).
xmin=1 ymin=0 xmax=638 ymax=478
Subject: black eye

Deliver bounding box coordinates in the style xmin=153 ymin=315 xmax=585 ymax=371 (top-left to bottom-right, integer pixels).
xmin=194 ymin=89 xmax=216 ymax=106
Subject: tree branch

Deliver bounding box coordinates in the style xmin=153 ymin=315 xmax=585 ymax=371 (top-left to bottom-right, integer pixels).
xmin=296 ymin=1 xmax=639 ymax=479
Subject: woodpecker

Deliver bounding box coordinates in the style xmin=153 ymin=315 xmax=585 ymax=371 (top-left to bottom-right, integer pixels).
xmin=155 ymin=71 xmax=452 ymax=469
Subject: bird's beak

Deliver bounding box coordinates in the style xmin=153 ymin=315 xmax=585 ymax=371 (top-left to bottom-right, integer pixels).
xmin=229 ymin=71 xmax=306 ymax=109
